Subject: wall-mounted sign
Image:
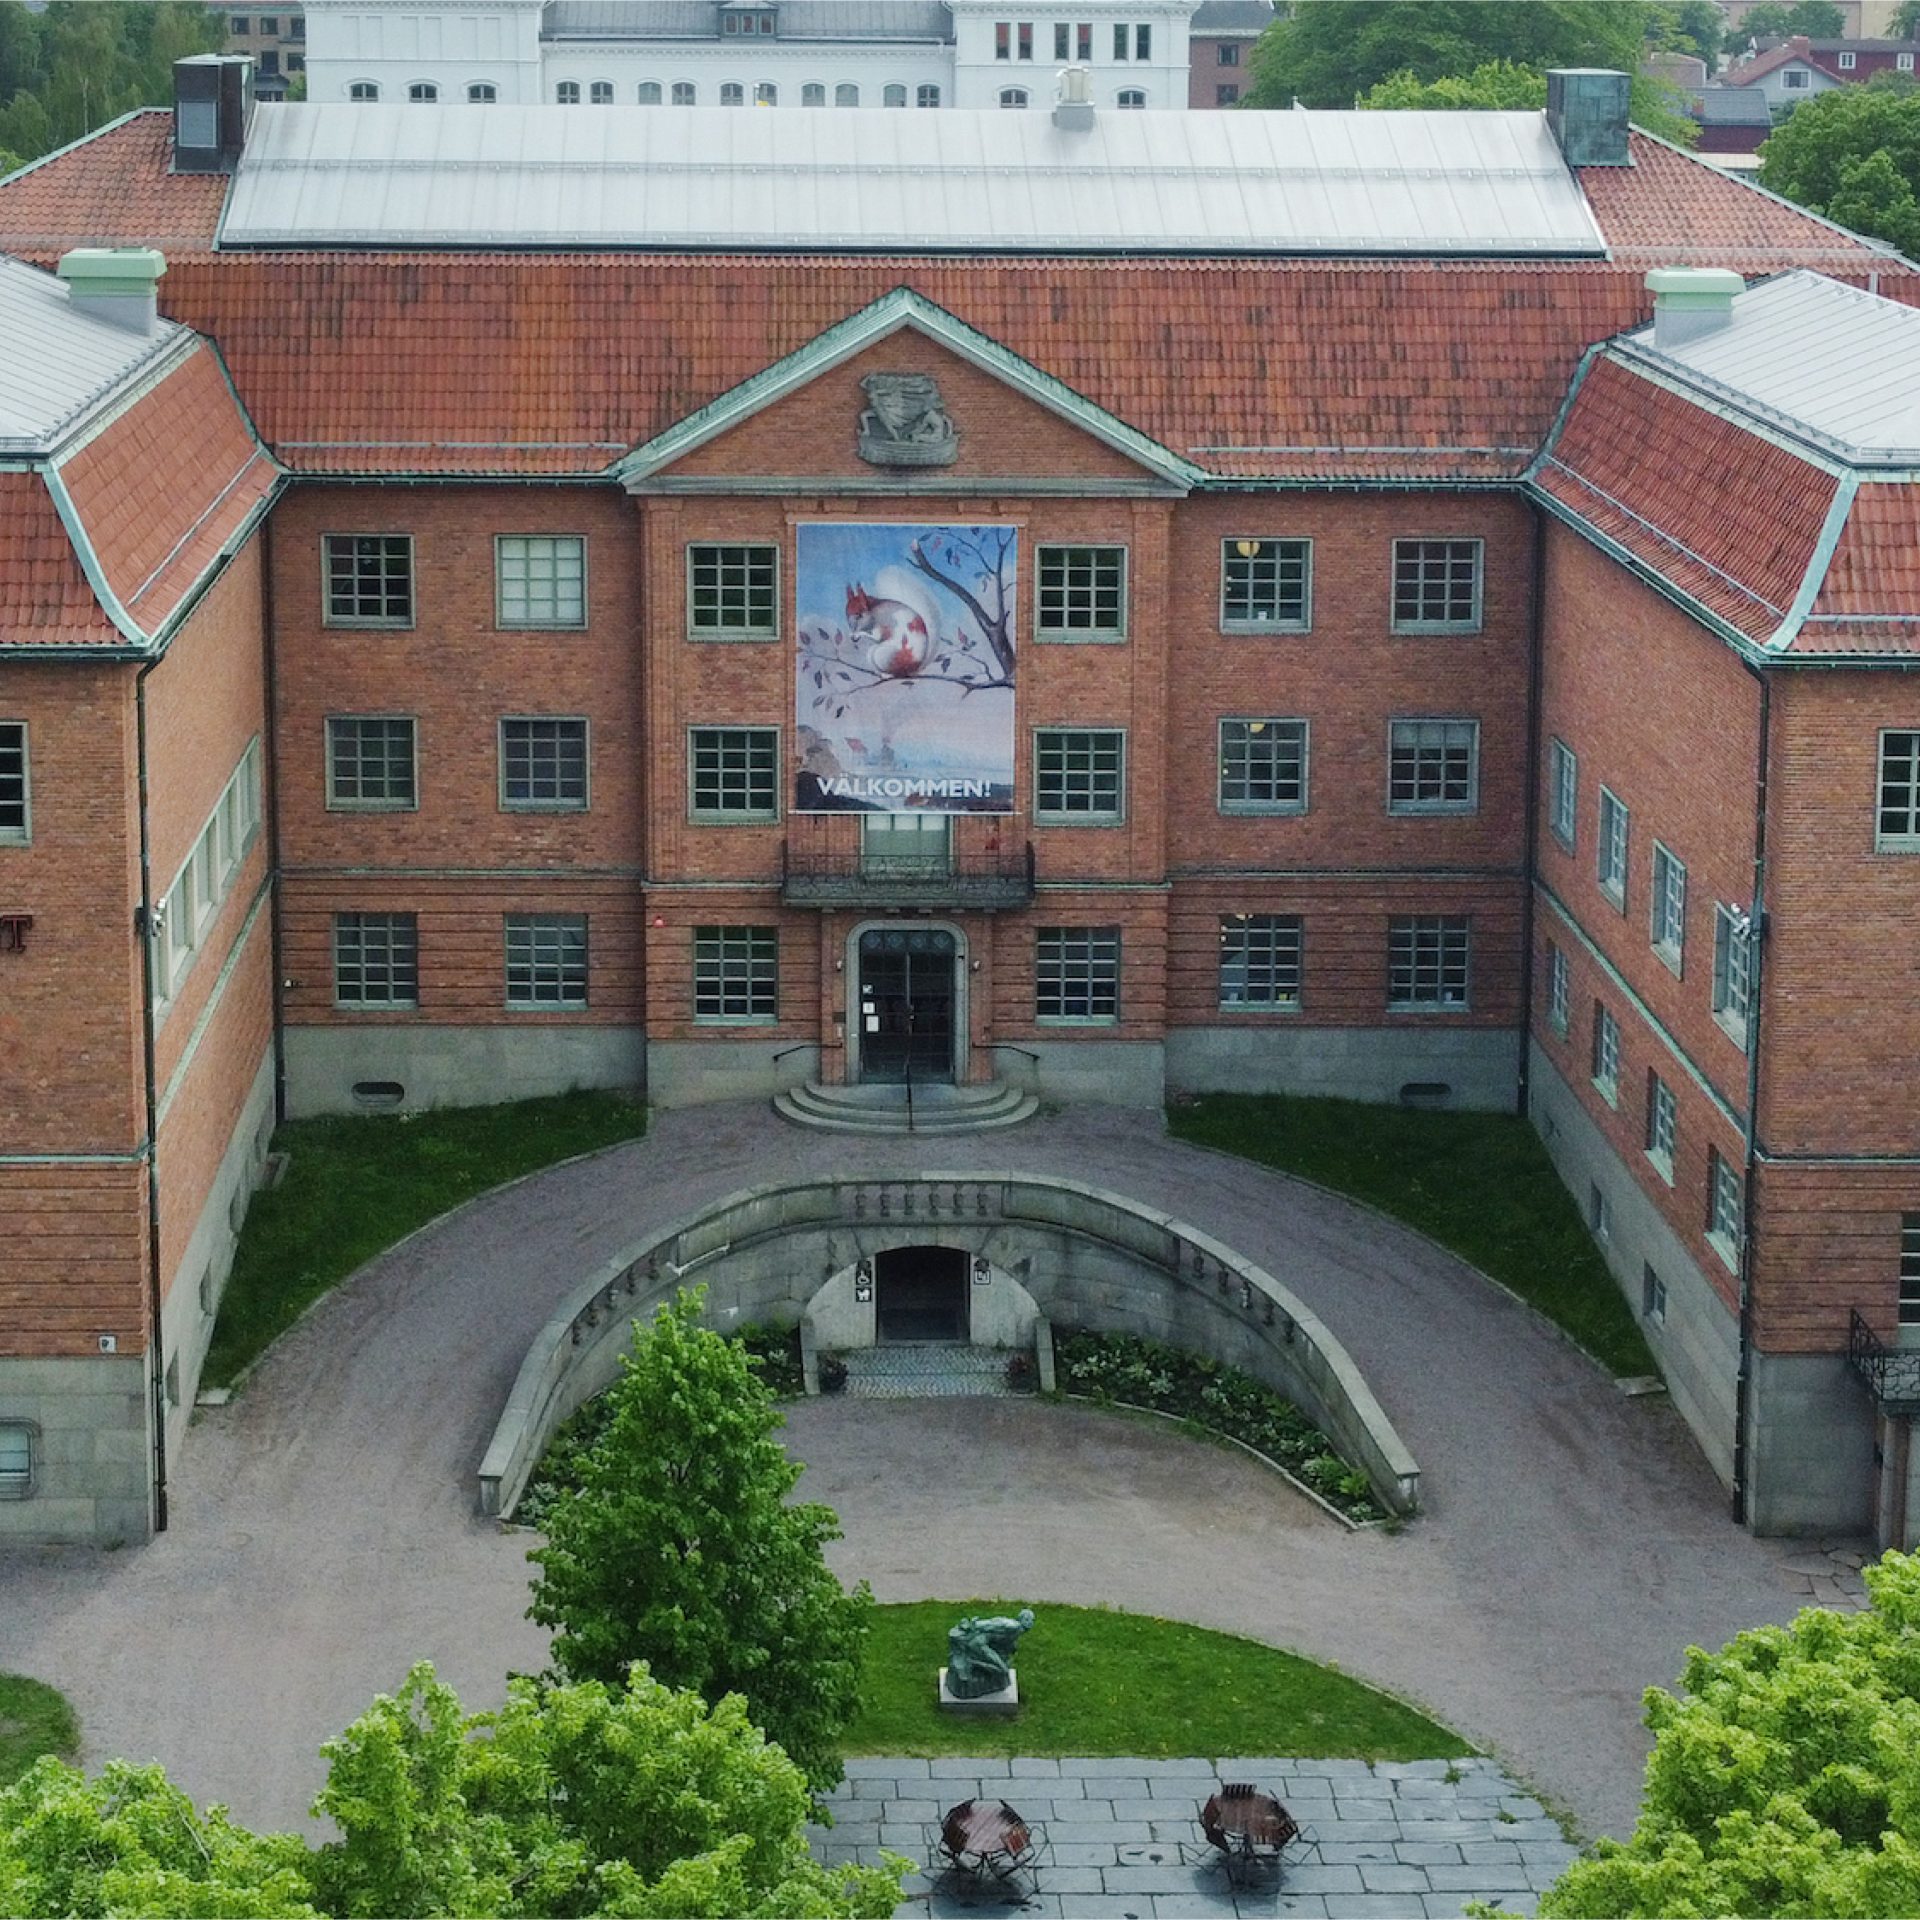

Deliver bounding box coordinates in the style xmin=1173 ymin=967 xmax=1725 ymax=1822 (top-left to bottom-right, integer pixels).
xmin=972 ymin=1256 xmax=992 ymax=1288
xmin=794 ymin=522 xmax=1016 ymax=814
xmin=854 ymin=1257 xmax=874 ymax=1304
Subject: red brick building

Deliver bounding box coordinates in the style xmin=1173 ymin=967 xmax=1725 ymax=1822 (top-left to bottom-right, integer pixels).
xmin=1 ymin=69 xmax=1917 ymax=1545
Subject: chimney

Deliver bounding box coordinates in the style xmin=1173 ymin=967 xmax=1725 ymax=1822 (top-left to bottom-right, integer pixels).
xmin=1645 ymin=266 xmax=1746 ymax=350
xmin=1546 ymin=68 xmax=1631 ymax=167
xmin=173 ymin=53 xmax=255 ymax=175
xmin=56 ymin=248 xmax=168 ymax=335
xmin=1053 ymin=65 xmax=1094 ymax=130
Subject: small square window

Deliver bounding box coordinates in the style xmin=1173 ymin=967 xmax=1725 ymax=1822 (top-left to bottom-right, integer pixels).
xmin=0 ymin=1421 xmax=33 ymax=1499
xmin=500 ymin=718 xmax=589 ymax=811
xmin=334 ymin=912 xmax=419 ymax=1009
xmin=1650 ymin=842 xmax=1687 ymax=973
xmin=1219 ymin=41 xmax=1240 ymax=65
xmin=1216 ymin=82 xmax=1239 ymax=104
xmin=326 ymin=716 xmax=416 ymax=810
xmin=505 ymin=913 xmax=588 ymax=1008
xmin=1592 ymin=1002 xmax=1620 ymax=1105
xmin=694 ymin=925 xmax=778 ymax=1022
xmin=689 ymin=726 xmax=779 ymax=820
xmin=1035 ymin=728 xmax=1124 ymax=823
xmin=1392 ymin=539 xmax=1482 ymax=632
xmin=0 ymin=720 xmax=29 ymax=844
xmin=496 ymin=535 xmax=586 ymax=629
xmin=1546 ymin=941 xmax=1569 ymax=1038
xmin=1901 ymin=51 xmax=1915 ymax=69
xmin=324 ymin=535 xmax=413 ymax=626
xmin=1782 ymin=65 xmax=1809 ymax=86
xmin=1219 ymin=718 xmax=1307 ymax=815
xmin=1708 ymin=1149 xmax=1743 ymax=1267
xmin=1597 ymin=787 xmax=1629 ymax=907
xmin=1388 ymin=719 xmax=1479 ymax=814
xmin=1036 ymin=545 xmax=1127 ymax=640
xmin=688 ymin=544 xmax=778 ymax=638
xmin=1642 ymin=1264 xmax=1667 ymax=1324
xmin=1221 ymin=538 xmax=1311 ymax=631
xmin=1877 ymin=730 xmax=1920 ymax=850
xmin=1036 ymin=925 xmax=1120 ymax=1022
xmin=1838 ymin=48 xmax=1857 ymax=67
xmin=1548 ymin=737 xmax=1577 ymax=850
xmin=1900 ymin=1214 xmax=1920 ymax=1327
xmin=1219 ymin=914 xmax=1302 ymax=1011
xmin=1387 ymin=916 xmax=1469 ymax=1010
xmin=1647 ymin=1070 xmax=1676 ymax=1181
xmin=1713 ymin=905 xmax=1753 ymax=1049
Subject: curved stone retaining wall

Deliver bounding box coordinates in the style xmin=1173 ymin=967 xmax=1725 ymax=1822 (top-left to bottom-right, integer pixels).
xmin=478 ymin=1172 xmax=1422 ymax=1521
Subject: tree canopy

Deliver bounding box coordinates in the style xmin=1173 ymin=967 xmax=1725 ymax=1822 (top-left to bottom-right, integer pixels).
xmin=1895 ymin=0 xmax=1920 ymax=42
xmin=1760 ymin=80 xmax=1920 ymax=254
xmin=1542 ymin=1550 xmax=1920 ymax=1918
xmin=526 ymin=1291 xmax=872 ymax=1792
xmin=1737 ymin=0 xmax=1848 ymax=43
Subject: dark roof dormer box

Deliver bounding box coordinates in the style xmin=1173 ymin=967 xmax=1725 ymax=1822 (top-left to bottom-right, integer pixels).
xmin=173 ymin=54 xmax=255 ymax=176
xmin=718 ymin=3 xmax=778 ymax=35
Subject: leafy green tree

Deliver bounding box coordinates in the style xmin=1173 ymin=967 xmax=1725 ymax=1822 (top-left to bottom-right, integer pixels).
xmin=1760 ymin=80 xmax=1920 ymax=250
xmin=1542 ymin=1550 xmax=1920 ymax=1918
xmin=1359 ymin=59 xmax=1549 ymax=110
xmin=527 ymin=1290 xmax=872 ymax=1792
xmin=1740 ymin=0 xmax=1847 ymax=38
xmin=1653 ymin=0 xmax=1726 ymax=68
xmin=0 ymin=149 xmax=23 ymax=179
xmin=1895 ymin=0 xmax=1920 ymax=40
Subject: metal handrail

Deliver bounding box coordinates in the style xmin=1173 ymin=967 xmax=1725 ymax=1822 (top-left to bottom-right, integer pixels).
xmin=1848 ymin=1307 xmax=1920 ymax=1411
xmin=771 ymin=1042 xmax=819 ymax=1063
xmin=990 ymin=1043 xmax=1041 ymax=1063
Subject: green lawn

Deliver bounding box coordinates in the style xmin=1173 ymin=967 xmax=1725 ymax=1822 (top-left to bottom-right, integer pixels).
xmin=846 ymin=1601 xmax=1467 ymax=1761
xmin=205 ymin=1090 xmax=648 ymax=1389
xmin=0 ymin=1674 xmax=77 ymax=1786
xmin=1169 ymin=1092 xmax=1654 ymax=1379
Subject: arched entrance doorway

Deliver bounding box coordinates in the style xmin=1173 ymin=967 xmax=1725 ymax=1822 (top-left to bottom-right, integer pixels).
xmin=875 ymin=1244 xmax=970 ymax=1341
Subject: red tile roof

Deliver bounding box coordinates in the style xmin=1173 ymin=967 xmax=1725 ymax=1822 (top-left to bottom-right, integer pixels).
xmin=0 ymin=471 xmax=115 ymax=643
xmin=1801 ymin=482 xmax=1920 ymax=654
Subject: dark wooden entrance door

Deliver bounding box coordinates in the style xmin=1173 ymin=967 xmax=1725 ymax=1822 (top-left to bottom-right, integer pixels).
xmin=875 ymin=1244 xmax=970 ymax=1342
xmin=857 ymin=927 xmax=956 ymax=1084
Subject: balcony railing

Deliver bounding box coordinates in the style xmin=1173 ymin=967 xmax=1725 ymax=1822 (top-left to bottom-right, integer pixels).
xmin=1848 ymin=1308 xmax=1920 ymax=1413
xmin=780 ymin=839 xmax=1035 ymax=910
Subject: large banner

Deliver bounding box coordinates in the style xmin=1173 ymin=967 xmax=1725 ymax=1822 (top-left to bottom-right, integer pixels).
xmin=794 ymin=522 xmax=1016 ymax=814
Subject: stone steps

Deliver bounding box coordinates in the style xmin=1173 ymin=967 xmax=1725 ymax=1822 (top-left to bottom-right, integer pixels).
xmin=840 ymin=1344 xmax=1022 ymax=1399
xmin=773 ymin=1078 xmax=1037 ymax=1135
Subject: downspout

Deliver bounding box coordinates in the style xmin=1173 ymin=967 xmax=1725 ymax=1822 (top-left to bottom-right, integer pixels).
xmin=261 ymin=512 xmax=287 ymax=1123
xmin=1515 ymin=505 xmax=1549 ymax=1116
xmin=134 ymin=658 xmax=168 ymax=1534
xmin=1730 ymin=668 xmax=1773 ymax=1526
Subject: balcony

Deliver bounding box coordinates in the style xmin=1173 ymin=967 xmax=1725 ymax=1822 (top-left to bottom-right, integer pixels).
xmin=1848 ymin=1309 xmax=1920 ymax=1413
xmin=780 ymin=838 xmax=1034 ymax=911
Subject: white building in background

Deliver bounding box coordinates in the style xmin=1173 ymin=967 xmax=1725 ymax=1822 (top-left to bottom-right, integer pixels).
xmin=303 ymin=0 xmax=1207 ymax=110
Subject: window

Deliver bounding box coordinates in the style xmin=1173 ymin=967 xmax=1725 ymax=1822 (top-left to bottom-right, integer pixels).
xmin=1218 ymin=718 xmax=1307 ymax=815
xmin=231 ymin=15 xmax=249 ymax=31
xmin=1221 ymin=537 xmax=1311 ymax=630
xmin=591 ymin=80 xmax=614 ymax=103
xmin=557 ymin=80 xmax=581 ymax=101
xmin=1782 ymin=65 xmax=1809 ymax=87
xmin=1118 ymin=88 xmax=1146 ymax=106
xmin=1546 ymin=941 xmax=1569 ymax=1037
xmin=0 ymin=721 xmax=27 ymax=844
xmin=1597 ymin=787 xmax=1629 ymax=906
xmin=1592 ymin=1002 xmax=1620 ymax=1104
xmin=1708 ymin=1149 xmax=1743 ymax=1266
xmin=1643 ymin=1264 xmax=1667 ymax=1324
xmin=694 ymin=925 xmax=778 ymax=1022
xmin=802 ymin=82 xmax=825 ymax=104
xmin=720 ymin=82 xmax=745 ymax=105
xmin=1036 ymin=544 xmax=1126 ymax=639
xmin=151 ymin=742 xmax=261 ymax=1007
xmin=349 ymin=81 xmax=379 ymax=101
xmin=327 ymin=716 xmax=416 ymax=810
xmin=333 ymin=912 xmax=419 ymax=1009
xmin=1219 ymin=40 xmax=1240 ymax=65
xmin=324 ymin=534 xmax=412 ymax=626
xmin=1388 ymin=719 xmax=1479 ymax=814
xmin=408 ymin=80 xmax=438 ymax=101
xmin=757 ymin=81 xmax=779 ymax=104
xmin=1392 ymin=538 xmax=1483 ymax=632
xmin=1901 ymin=1215 xmax=1920 ymax=1326
xmin=258 ymin=50 xmax=280 ymax=75
xmin=836 ymin=82 xmax=859 ymax=104
xmin=996 ymin=20 xmax=1010 ymax=57
xmin=1036 ymin=925 xmax=1119 ymax=1021
xmin=1838 ymin=48 xmax=1856 ymax=67
xmin=505 ymin=914 xmax=588 ymax=1008
xmin=288 ymin=54 xmax=304 ymax=71
xmin=1650 ymin=842 xmax=1686 ymax=972
xmin=882 ymin=82 xmax=906 ymax=105
xmin=1216 ymin=83 xmax=1239 ymax=104
xmin=1055 ymin=22 xmax=1070 ymax=58
xmin=688 ymin=543 xmax=777 ymax=637
xmin=1077 ymin=21 xmax=1092 ymax=58
xmin=1219 ymin=914 xmax=1302 ymax=1010
xmin=1878 ymin=730 xmax=1920 ymax=849
xmin=689 ymin=726 xmax=778 ymax=820
xmin=918 ymin=83 xmax=940 ymax=105
xmin=1113 ymin=22 xmax=1129 ymax=56
xmin=290 ymin=15 xmax=304 ymax=37
xmin=0 ymin=1422 xmax=32 ymax=1500
xmin=1136 ymin=23 xmax=1150 ymax=57
xmin=1713 ymin=904 xmax=1753 ymax=1047
xmin=1387 ymin=916 xmax=1470 ymax=1010
xmin=1035 ymin=728 xmax=1124 ymax=822
xmin=259 ymin=14 xmax=278 ymax=31
xmin=1589 ymin=1182 xmax=1611 ymax=1244
xmin=999 ymin=86 xmax=1029 ymax=106
xmin=496 ymin=534 xmax=586 ymax=628
xmin=1901 ymin=51 xmax=1916 ymax=70
xmin=1548 ymin=737 xmax=1577 ymax=849
xmin=674 ymin=81 xmax=697 ymax=103
xmin=1018 ymin=21 xmax=1033 ymax=58
xmin=500 ymin=717 xmax=589 ymax=811
xmin=467 ymin=82 xmax=497 ymax=102
xmin=639 ymin=80 xmax=662 ymax=102
xmin=1647 ymin=1071 xmax=1676 ymax=1181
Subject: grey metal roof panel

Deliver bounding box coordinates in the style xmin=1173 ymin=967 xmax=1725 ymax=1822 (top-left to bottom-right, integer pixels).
xmin=217 ymin=101 xmax=1609 ymax=255
xmin=542 ymin=1 xmax=951 ymax=40
xmin=1190 ymin=1 xmax=1275 ymax=32
xmin=1622 ymin=270 xmax=1920 ymax=464
xmin=0 ymin=253 xmax=187 ymax=453
xmin=1695 ymin=86 xmax=1772 ymax=125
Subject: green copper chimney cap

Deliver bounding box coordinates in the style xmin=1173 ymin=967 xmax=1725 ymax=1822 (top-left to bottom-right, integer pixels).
xmin=1644 ymin=266 xmax=1746 ymax=307
xmin=56 ymin=247 xmax=168 ymax=297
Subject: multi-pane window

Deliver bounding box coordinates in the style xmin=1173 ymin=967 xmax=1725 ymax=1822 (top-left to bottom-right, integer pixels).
xmin=1546 ymin=941 xmax=1569 ymax=1037
xmin=467 ymin=82 xmax=496 ymax=101
xmin=760 ymin=82 xmax=782 ymax=105
xmin=1036 ymin=925 xmax=1120 ymax=1021
xmin=1900 ymin=1215 xmax=1920 ymax=1327
xmin=1643 ymin=1264 xmax=1667 ymax=1324
xmin=591 ymin=80 xmax=614 ymax=102
xmin=689 ymin=726 xmax=778 ymax=820
xmin=1548 ymin=737 xmax=1577 ymax=849
xmin=693 ymin=925 xmax=778 ymax=1022
xmin=1220 ymin=537 xmax=1311 ymax=631
xmin=1035 ymin=728 xmax=1124 ymax=822
xmin=1647 ymin=1071 xmax=1677 ymax=1179
xmin=408 ymin=81 xmax=438 ymax=101
xmin=1219 ymin=914 xmax=1302 ymax=1010
xmin=505 ymin=913 xmax=588 ymax=1008
xmin=1136 ymin=24 xmax=1151 ymax=57
xmin=0 ymin=1422 xmax=30 ymax=1499
xmin=688 ymin=543 xmax=777 ymax=637
xmin=720 ymin=81 xmax=745 ymax=104
xmin=496 ymin=535 xmax=586 ymax=628
xmin=674 ymin=81 xmax=696 ymax=102
xmin=1878 ymin=730 xmax=1920 ymax=850
xmin=1218 ymin=718 xmax=1307 ymax=815
xmin=1592 ymin=1002 xmax=1620 ymax=1104
xmin=836 ymin=82 xmax=858 ymax=104
xmin=918 ymin=83 xmax=941 ymax=106
xmin=1018 ymin=21 xmax=1032 ymax=56
xmin=999 ymin=87 xmax=1029 ymax=106
xmin=1713 ymin=905 xmax=1753 ymax=1047
xmin=1217 ymin=83 xmax=1239 ymax=104
xmin=1391 ymin=538 xmax=1482 ymax=632
xmin=1708 ymin=1149 xmax=1743 ymax=1265
xmin=1387 ymin=916 xmax=1470 ymax=1010
xmin=349 ymin=81 xmax=378 ymax=100
xmin=324 ymin=534 xmax=412 ymax=625
xmin=557 ymin=80 xmax=583 ymax=101
xmin=0 ymin=721 xmax=27 ymax=843
xmin=1597 ymin=787 xmax=1629 ymax=905
xmin=1036 ymin=545 xmax=1126 ymax=639
xmin=1117 ymin=88 xmax=1146 ymax=105
xmin=500 ymin=718 xmax=589 ymax=811
xmin=639 ymin=81 xmax=662 ymax=102
xmin=152 ymin=741 xmax=261 ymax=1008
xmin=1650 ymin=843 xmax=1686 ymax=971
xmin=333 ymin=912 xmax=419 ymax=1009
xmin=327 ymin=716 xmax=416 ymax=810
xmin=1388 ymin=719 xmax=1479 ymax=814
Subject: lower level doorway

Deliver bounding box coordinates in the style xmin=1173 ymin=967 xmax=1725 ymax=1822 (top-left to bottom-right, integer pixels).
xmin=875 ymin=1244 xmax=969 ymax=1342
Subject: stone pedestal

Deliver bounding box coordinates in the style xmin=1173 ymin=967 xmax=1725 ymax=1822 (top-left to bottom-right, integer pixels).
xmin=938 ymin=1667 xmax=1020 ymax=1716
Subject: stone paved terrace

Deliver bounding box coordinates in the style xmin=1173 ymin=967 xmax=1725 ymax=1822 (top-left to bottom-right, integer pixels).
xmin=817 ymin=1756 xmax=1577 ymax=1918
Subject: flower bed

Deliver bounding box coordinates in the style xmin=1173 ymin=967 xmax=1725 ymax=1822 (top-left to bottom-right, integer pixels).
xmin=1052 ymin=1328 xmax=1385 ymax=1522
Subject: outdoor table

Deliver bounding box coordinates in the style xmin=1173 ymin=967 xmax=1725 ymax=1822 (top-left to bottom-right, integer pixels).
xmin=1199 ymin=1783 xmax=1300 ymax=1887
xmin=934 ymin=1797 xmax=1041 ymax=1901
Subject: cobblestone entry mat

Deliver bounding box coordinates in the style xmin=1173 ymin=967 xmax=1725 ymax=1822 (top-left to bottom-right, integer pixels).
xmin=842 ymin=1346 xmax=1020 ymax=1399
xmin=812 ymin=1756 xmax=1578 ymax=1919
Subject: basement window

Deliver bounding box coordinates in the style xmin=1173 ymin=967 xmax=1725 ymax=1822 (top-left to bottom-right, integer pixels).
xmin=0 ymin=1422 xmax=34 ymax=1499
